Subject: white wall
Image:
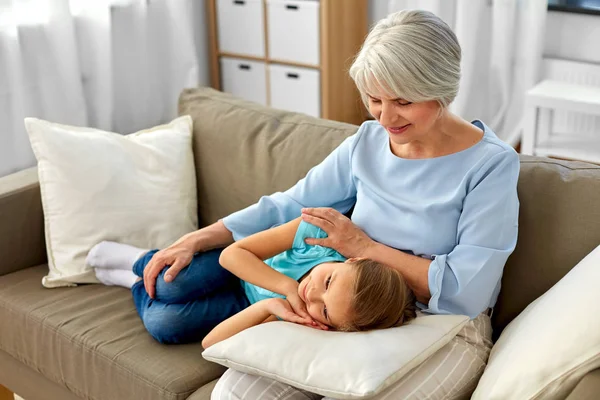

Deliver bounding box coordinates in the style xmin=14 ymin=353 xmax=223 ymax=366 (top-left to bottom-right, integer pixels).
xmin=544 ymin=11 xmax=600 ymax=64
xmin=368 ymin=1 xmax=600 ymax=65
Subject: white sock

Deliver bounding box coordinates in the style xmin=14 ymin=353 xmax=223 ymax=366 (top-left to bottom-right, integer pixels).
xmin=95 ymin=268 xmax=140 ymax=289
xmin=86 ymin=241 xmax=148 ymax=271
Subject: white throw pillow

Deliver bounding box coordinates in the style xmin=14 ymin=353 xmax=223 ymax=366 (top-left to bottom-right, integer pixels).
xmin=472 ymin=245 xmax=600 ymax=400
xmin=25 ymin=116 xmax=198 ymax=288
xmin=202 ymin=313 xmax=469 ymax=399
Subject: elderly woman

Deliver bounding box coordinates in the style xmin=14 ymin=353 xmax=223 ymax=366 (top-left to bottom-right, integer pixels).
xmin=143 ymin=9 xmax=519 ymax=399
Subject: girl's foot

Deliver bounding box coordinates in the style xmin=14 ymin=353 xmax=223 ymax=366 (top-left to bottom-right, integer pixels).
xmin=86 ymin=241 xmax=148 ymax=270
xmin=94 ymin=268 xmax=139 ymax=288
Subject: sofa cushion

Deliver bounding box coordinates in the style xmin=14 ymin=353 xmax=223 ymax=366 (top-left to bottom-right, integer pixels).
xmin=473 ymin=245 xmax=600 ymax=399
xmin=178 ymin=87 xmax=358 ymax=227
xmin=202 ymin=314 xmax=469 ymax=399
xmin=0 ymin=265 xmax=225 ymax=400
xmin=493 ymin=156 xmax=600 ymax=337
xmin=25 ymin=116 xmax=198 ymax=288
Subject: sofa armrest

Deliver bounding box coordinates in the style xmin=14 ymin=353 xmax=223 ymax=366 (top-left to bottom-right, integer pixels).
xmin=0 ymin=167 xmax=46 ymax=276
xmin=565 ymin=368 xmax=600 ymax=400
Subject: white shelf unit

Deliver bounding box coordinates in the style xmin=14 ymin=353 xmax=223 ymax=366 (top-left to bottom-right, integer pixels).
xmin=206 ymin=0 xmax=369 ymax=125
xmin=522 ymin=80 xmax=600 ymax=164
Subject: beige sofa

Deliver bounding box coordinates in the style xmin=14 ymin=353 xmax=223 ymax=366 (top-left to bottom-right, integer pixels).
xmin=1 ymin=87 xmax=600 ymax=400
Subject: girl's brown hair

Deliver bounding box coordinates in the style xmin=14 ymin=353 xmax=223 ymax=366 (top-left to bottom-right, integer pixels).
xmin=341 ymin=259 xmax=417 ymax=332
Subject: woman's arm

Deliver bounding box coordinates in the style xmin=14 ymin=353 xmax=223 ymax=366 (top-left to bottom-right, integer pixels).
xmin=202 ymin=300 xmax=276 ymax=348
xmin=423 ymin=151 xmax=520 ymax=317
xmin=219 ymin=218 xmax=302 ymax=297
xmin=222 ymin=125 xmax=364 ymax=242
xmin=175 ymin=219 xmax=235 ymax=252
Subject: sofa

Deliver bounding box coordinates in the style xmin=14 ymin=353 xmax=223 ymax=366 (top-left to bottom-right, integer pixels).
xmin=1 ymin=87 xmax=600 ymax=400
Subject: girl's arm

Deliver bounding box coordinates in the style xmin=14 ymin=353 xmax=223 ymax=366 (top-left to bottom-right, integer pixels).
xmin=202 ymin=298 xmax=310 ymax=348
xmin=218 ymin=217 xmax=303 ymax=297
xmin=202 ymin=300 xmax=276 ymax=348
xmin=219 ymin=217 xmax=328 ymax=330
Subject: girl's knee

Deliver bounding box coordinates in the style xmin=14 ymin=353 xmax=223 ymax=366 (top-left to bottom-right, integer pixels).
xmin=142 ymin=309 xmax=192 ymax=344
xmin=154 ymin=271 xmax=190 ymax=303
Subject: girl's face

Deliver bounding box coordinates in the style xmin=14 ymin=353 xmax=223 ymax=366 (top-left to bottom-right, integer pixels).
xmin=366 ymin=92 xmax=443 ymax=153
xmin=297 ymin=261 xmax=356 ymax=329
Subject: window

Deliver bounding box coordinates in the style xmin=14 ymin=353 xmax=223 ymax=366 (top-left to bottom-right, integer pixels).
xmin=548 ymin=0 xmax=600 ymax=15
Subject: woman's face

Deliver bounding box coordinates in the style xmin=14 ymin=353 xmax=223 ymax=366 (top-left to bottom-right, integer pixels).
xmin=366 ymin=92 xmax=442 ymax=149
xmin=297 ymin=261 xmax=356 ymax=329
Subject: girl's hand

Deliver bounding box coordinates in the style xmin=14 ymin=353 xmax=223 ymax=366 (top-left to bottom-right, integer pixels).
xmin=285 ymin=291 xmax=329 ymax=330
xmin=301 ymin=207 xmax=375 ymax=258
xmin=265 ymin=298 xmax=312 ymax=325
xmin=266 ymin=299 xmax=327 ymax=330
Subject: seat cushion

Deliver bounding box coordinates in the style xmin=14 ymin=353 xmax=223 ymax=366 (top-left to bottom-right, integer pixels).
xmin=0 ymin=265 xmax=225 ymax=400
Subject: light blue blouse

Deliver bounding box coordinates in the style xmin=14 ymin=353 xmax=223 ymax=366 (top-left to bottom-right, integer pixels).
xmin=223 ymin=120 xmax=520 ymax=318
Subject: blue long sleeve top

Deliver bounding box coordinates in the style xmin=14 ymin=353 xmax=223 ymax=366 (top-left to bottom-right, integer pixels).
xmin=222 ymin=120 xmax=520 ymax=318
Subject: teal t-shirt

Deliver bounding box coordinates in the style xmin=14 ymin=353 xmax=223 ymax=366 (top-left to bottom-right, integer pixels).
xmin=242 ymin=220 xmax=347 ymax=304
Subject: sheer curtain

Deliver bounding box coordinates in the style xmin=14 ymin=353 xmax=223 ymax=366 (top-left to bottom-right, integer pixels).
xmin=0 ymin=0 xmax=207 ymax=177
xmin=388 ymin=0 xmax=548 ymax=146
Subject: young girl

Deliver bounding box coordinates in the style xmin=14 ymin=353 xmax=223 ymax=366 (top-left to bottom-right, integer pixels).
xmin=86 ymin=218 xmax=416 ymax=346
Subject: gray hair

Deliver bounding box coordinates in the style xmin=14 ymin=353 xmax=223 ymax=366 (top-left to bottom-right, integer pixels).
xmin=349 ymin=10 xmax=461 ymax=109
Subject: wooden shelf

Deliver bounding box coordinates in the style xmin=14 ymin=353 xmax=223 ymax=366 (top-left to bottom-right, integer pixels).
xmin=217 ymin=52 xmax=266 ymax=63
xmin=267 ymin=58 xmax=320 ymax=70
xmin=206 ymin=0 xmax=368 ymax=125
xmin=218 ymin=52 xmax=321 ymax=70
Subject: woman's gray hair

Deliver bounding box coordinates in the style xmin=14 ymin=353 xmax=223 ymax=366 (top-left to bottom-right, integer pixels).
xmin=349 ymin=10 xmax=461 ymax=109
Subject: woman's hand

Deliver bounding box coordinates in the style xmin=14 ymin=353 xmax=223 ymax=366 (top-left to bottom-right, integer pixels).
xmin=143 ymin=221 xmax=235 ymax=299
xmin=143 ymin=242 xmax=195 ymax=299
xmin=301 ymin=207 xmax=375 ymax=258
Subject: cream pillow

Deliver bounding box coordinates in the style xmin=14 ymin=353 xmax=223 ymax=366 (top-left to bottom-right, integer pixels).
xmin=25 ymin=116 xmax=198 ymax=288
xmin=202 ymin=313 xmax=469 ymax=399
xmin=472 ymin=245 xmax=600 ymax=400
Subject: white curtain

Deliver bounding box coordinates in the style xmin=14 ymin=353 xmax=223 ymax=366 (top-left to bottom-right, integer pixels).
xmin=388 ymin=0 xmax=548 ymax=146
xmin=0 ymin=0 xmax=208 ymax=177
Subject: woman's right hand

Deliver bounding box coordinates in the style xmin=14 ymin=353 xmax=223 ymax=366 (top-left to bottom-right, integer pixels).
xmin=143 ymin=242 xmax=195 ymax=299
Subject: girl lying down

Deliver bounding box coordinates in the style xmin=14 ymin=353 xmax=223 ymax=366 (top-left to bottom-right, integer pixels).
xmin=86 ymin=218 xmax=416 ymax=347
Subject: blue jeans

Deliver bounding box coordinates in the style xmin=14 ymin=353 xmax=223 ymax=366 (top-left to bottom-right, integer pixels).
xmin=131 ymin=248 xmax=250 ymax=344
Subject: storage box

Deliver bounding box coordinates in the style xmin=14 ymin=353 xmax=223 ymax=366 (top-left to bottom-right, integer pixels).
xmin=267 ymin=0 xmax=320 ymax=65
xmin=220 ymin=57 xmax=267 ymax=105
xmin=268 ymin=64 xmax=320 ymax=117
xmin=217 ymin=0 xmax=265 ymax=57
